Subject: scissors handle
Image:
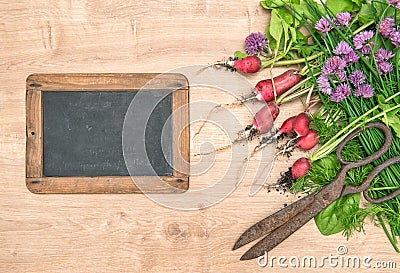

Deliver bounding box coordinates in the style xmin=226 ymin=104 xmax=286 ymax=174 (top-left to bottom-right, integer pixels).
xmin=336 ymin=122 xmax=392 ymax=167
xmin=361 ymin=156 xmax=400 ymax=203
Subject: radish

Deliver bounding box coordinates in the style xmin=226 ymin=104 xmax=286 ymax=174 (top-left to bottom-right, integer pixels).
xmin=293 ymin=112 xmax=310 ymax=136
xmin=295 ymin=130 xmax=319 ymax=150
xmin=291 ymin=157 xmax=311 ymax=179
xmin=277 ymin=115 xmax=296 ymax=137
xmin=252 ymin=102 xmax=280 ymax=134
xmin=194 ymin=102 xmax=279 ymax=156
xmin=254 ymin=70 xmax=302 ymax=102
xmin=227 ymin=55 xmax=261 ymax=74
xmin=272 ymin=112 xmax=311 ymax=158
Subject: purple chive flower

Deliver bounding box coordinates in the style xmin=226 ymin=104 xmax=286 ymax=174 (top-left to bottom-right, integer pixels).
xmin=379 ymin=17 xmax=395 ymax=38
xmin=333 ymin=41 xmax=352 ymax=55
xmin=315 ymin=16 xmax=333 ymax=33
xmin=336 ymin=12 xmax=351 ymax=27
xmin=317 ymin=74 xmax=332 ymax=95
xmin=322 ymin=56 xmax=346 ymax=74
xmin=343 ymin=51 xmax=360 ymax=64
xmin=245 ymin=32 xmax=268 ymax=55
xmin=330 ymin=83 xmax=351 ymax=102
xmin=374 ymin=49 xmax=395 ymax=63
xmin=354 ymin=84 xmax=374 ymax=98
xmin=360 ymin=45 xmax=373 ymax=55
xmin=337 ymin=70 xmax=347 ymax=82
xmin=353 ymin=31 xmax=375 ymax=55
xmin=387 ymin=0 xmax=400 ymax=8
xmin=378 ymin=61 xmax=393 ymax=75
xmin=333 ymin=41 xmax=359 ymax=64
xmin=353 ymin=31 xmax=374 ymax=49
xmin=390 ymin=31 xmax=400 ymax=47
xmin=349 ymin=70 xmax=366 ymax=86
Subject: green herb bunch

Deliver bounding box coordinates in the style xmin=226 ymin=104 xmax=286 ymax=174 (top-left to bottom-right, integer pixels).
xmin=235 ymin=0 xmax=400 ymax=252
xmin=283 ymin=0 xmax=400 ymax=252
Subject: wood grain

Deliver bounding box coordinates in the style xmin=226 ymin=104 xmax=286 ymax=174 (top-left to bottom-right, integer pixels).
xmin=26 ymin=90 xmax=43 ymax=178
xmin=172 ymin=87 xmax=190 ymax=178
xmin=26 ymin=176 xmax=188 ymax=194
xmin=0 ymin=0 xmax=398 ymax=272
xmin=26 ymin=73 xmax=188 ymax=91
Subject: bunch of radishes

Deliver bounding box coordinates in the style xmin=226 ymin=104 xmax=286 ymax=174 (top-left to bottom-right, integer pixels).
xmin=204 ymin=55 xmax=319 ymax=180
xmin=275 ymin=112 xmax=319 ymax=179
xmin=233 ymin=70 xmax=303 ymax=138
xmin=195 ymin=69 xmax=303 ymax=156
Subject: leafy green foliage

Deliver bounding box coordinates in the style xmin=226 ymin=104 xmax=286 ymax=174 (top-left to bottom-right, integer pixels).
xmin=292 ymin=154 xmax=340 ymax=191
xmin=234 ymin=51 xmax=247 ymax=59
xmin=315 ymin=193 xmax=360 ymax=236
xmin=256 ymin=0 xmax=400 ymax=250
xmin=326 ymin=0 xmax=362 ymax=14
xmin=269 ymin=9 xmax=284 ymax=50
xmin=357 ymin=3 xmax=375 ymax=24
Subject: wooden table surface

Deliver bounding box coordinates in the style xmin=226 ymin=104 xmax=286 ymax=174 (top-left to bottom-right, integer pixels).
xmin=1 ymin=0 xmax=398 ymax=272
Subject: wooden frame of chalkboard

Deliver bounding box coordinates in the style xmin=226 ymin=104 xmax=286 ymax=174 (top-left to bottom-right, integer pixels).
xmin=26 ymin=73 xmax=189 ymax=194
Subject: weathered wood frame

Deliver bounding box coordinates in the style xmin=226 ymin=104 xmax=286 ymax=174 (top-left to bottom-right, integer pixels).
xmin=26 ymin=73 xmax=190 ymax=194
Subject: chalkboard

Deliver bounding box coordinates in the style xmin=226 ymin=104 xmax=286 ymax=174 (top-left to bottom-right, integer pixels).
xmin=42 ymin=90 xmax=173 ymax=177
xmin=26 ymin=73 xmax=189 ymax=194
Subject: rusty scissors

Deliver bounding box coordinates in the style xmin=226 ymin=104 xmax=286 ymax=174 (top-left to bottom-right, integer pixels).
xmin=233 ymin=122 xmax=400 ymax=260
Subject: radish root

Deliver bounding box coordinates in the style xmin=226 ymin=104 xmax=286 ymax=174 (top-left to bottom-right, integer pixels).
xmin=192 ymin=94 xmax=257 ymax=141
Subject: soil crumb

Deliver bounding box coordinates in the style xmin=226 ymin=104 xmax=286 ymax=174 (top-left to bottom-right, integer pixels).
xmin=276 ymin=167 xmax=295 ymax=192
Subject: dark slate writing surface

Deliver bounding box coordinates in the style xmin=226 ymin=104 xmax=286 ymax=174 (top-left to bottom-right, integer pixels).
xmin=42 ymin=91 xmax=173 ymax=177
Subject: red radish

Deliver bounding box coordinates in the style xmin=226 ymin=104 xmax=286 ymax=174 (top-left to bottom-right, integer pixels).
xmin=254 ymin=70 xmax=302 ymax=102
xmin=295 ymin=130 xmax=319 ymax=150
xmin=277 ymin=115 xmax=296 ymax=136
xmin=227 ymin=56 xmax=261 ymax=74
xmin=195 ymin=102 xmax=279 ymax=156
xmin=291 ymin=157 xmax=311 ymax=179
xmin=293 ymin=112 xmax=310 ymax=136
xmin=252 ymin=102 xmax=280 ymax=134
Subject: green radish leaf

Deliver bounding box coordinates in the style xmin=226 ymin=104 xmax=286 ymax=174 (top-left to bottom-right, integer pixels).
xmin=234 ymin=51 xmax=247 ymax=59
xmin=315 ymin=193 xmax=360 ymax=236
xmin=326 ymin=0 xmax=358 ymax=14
xmin=290 ymin=26 xmax=297 ymax=43
xmin=260 ymin=0 xmax=300 ymax=9
xmin=351 ymin=0 xmax=365 ymax=8
xmin=269 ymin=9 xmax=284 ymax=50
xmin=373 ymin=1 xmax=394 ymax=18
xmin=300 ymin=0 xmax=324 ymax=21
xmin=265 ymin=25 xmax=277 ymax=49
xmin=377 ymin=94 xmax=386 ymax=105
xmin=260 ymin=0 xmax=286 ymax=9
xmin=384 ymin=114 xmax=400 ymax=138
xmin=276 ymin=7 xmax=294 ymax=25
xmin=358 ymin=3 xmax=375 ymax=24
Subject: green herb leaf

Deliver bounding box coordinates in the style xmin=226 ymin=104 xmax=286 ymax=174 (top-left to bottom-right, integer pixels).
xmin=260 ymin=0 xmax=299 ymax=9
xmin=300 ymin=0 xmax=323 ymax=21
xmin=265 ymin=25 xmax=277 ymax=49
xmin=385 ymin=115 xmax=400 ymax=138
xmin=350 ymin=0 xmax=364 ymax=8
xmin=326 ymin=0 xmax=359 ymax=14
xmin=260 ymin=0 xmax=284 ymax=9
xmin=315 ymin=193 xmax=360 ymax=236
xmin=269 ymin=9 xmax=284 ymax=50
xmin=234 ymin=51 xmax=247 ymax=59
xmin=276 ymin=7 xmax=294 ymax=25
xmin=358 ymin=3 xmax=375 ymax=24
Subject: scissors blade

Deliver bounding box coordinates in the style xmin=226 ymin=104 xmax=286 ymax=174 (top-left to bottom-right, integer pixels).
xmin=240 ymin=198 xmax=325 ymax=260
xmin=233 ymin=194 xmax=315 ymax=251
